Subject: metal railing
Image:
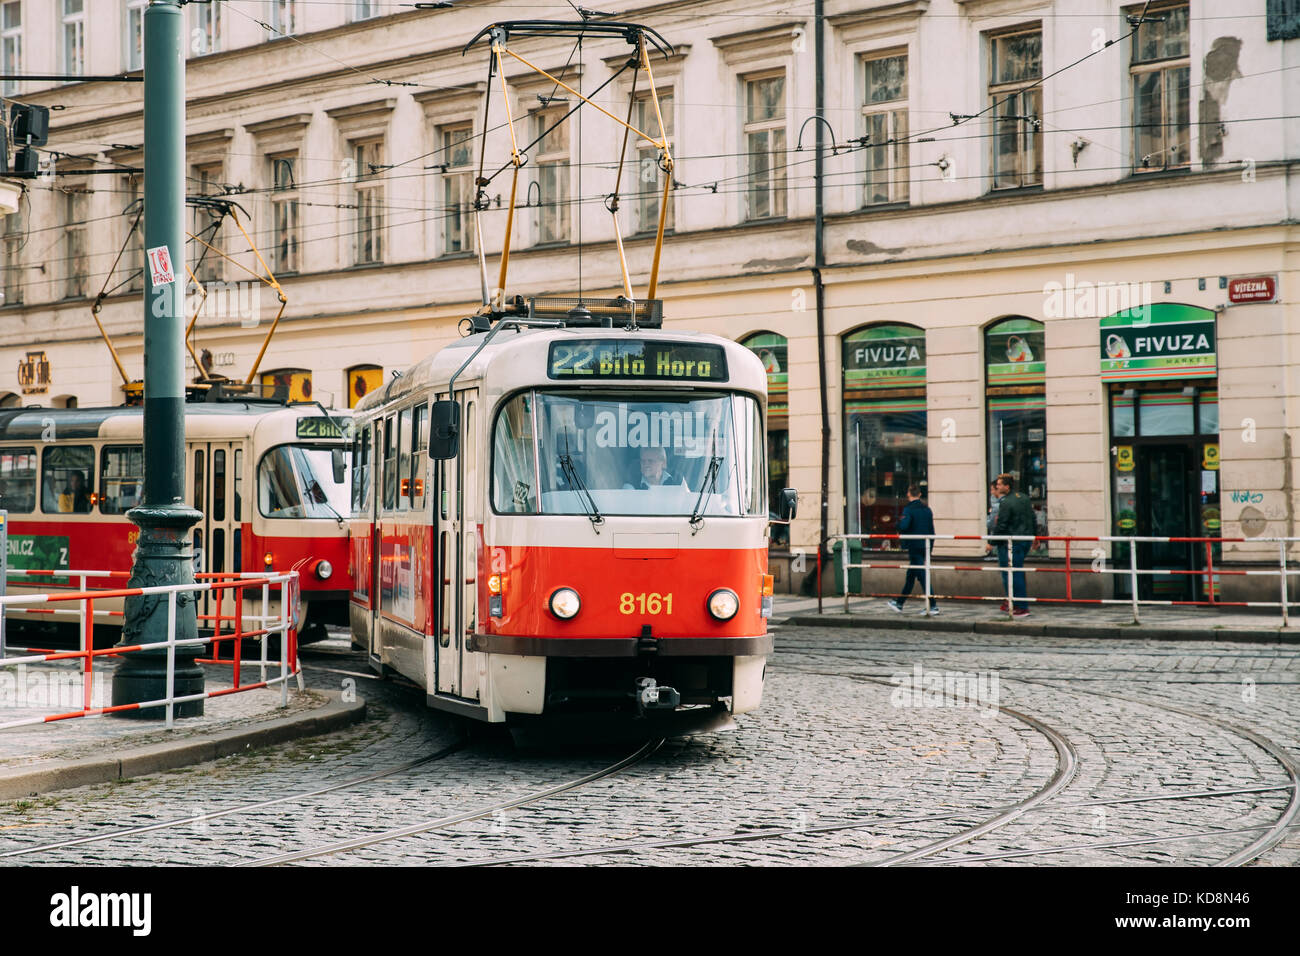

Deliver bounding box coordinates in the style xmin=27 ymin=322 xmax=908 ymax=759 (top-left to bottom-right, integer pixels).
xmin=0 ymin=570 xmax=300 ymax=731
xmin=830 ymin=534 xmax=1299 ymax=625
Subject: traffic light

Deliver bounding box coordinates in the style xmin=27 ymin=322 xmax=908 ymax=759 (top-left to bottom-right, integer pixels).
xmin=8 ymin=104 xmax=49 ymax=179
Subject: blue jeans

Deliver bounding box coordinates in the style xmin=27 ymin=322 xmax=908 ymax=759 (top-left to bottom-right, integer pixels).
xmin=997 ymin=541 xmax=1030 ymax=611
xmin=898 ymin=548 xmax=935 ymax=608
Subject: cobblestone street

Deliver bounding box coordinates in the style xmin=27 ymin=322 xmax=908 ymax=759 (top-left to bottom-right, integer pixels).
xmin=3 ymin=623 xmax=1296 ymax=867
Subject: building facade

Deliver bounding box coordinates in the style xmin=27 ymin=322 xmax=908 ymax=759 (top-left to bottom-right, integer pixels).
xmin=1 ymin=0 xmax=1297 ymax=596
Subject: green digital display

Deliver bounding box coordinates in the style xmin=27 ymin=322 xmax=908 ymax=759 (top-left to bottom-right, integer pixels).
xmin=547 ymin=340 xmax=728 ymax=382
xmin=296 ymin=417 xmax=350 ymax=440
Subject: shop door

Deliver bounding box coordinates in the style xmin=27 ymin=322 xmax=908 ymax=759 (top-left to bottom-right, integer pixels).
xmin=1136 ymin=445 xmax=1197 ymax=601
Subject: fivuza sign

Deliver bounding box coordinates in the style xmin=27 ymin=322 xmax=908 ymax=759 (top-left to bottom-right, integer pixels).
xmin=1100 ymin=304 xmax=1217 ymax=382
xmin=842 ymin=324 xmax=926 ymax=389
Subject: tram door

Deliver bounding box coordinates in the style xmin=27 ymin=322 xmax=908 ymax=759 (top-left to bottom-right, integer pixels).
xmin=187 ymin=442 xmax=239 ymax=625
xmin=434 ymin=389 xmax=479 ymax=700
xmin=366 ymin=419 xmax=383 ymax=666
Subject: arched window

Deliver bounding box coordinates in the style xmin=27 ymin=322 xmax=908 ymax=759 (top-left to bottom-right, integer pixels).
xmin=0 ymin=392 xmax=21 ymax=408
xmin=347 ymin=364 xmax=383 ymax=409
xmin=984 ymin=317 xmax=1047 ymax=549
xmin=842 ymin=323 xmax=927 ymax=549
xmin=741 ymin=332 xmax=788 ymax=547
xmin=260 ymin=367 xmax=312 ymax=403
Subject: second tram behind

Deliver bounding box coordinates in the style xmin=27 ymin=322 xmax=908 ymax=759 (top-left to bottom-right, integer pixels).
xmin=350 ymin=305 xmax=795 ymax=725
xmin=0 ymin=396 xmax=353 ymax=640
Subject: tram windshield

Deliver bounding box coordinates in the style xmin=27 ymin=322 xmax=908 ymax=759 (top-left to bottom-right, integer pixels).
xmin=493 ymin=391 xmax=765 ymax=518
xmin=258 ymin=444 xmax=351 ymax=520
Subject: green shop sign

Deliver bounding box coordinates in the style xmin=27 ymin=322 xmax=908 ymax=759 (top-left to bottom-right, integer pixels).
xmin=1100 ymin=303 xmax=1216 ymax=382
xmin=843 ymin=324 xmax=926 ymax=390
xmin=7 ymin=534 xmax=70 ymax=572
xmin=986 ymin=317 xmax=1045 ymax=386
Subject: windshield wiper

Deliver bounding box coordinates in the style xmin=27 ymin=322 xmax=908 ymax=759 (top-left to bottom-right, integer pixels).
xmin=559 ymin=432 xmax=603 ymax=533
xmin=305 ymin=479 xmax=346 ymax=528
xmin=689 ymin=431 xmax=722 ymax=534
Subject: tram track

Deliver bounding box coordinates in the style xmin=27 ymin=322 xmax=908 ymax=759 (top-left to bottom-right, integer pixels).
xmin=780 ymin=645 xmax=1300 ymax=866
xmin=242 ymin=737 xmax=666 ymax=866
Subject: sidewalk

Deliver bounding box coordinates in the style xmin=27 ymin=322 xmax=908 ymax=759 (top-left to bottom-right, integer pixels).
xmin=773 ymin=594 xmax=1300 ymax=643
xmin=0 ymin=658 xmax=364 ymax=800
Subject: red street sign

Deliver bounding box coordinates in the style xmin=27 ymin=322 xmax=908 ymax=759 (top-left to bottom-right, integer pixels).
xmin=1227 ymin=275 xmax=1277 ymax=304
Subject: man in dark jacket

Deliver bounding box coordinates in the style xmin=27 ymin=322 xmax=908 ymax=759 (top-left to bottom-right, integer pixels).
xmin=887 ymin=484 xmax=937 ymax=615
xmin=993 ymin=473 xmax=1035 ymax=617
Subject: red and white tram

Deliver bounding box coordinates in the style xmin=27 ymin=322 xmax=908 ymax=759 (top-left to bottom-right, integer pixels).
xmin=349 ymin=303 xmax=796 ymax=727
xmin=0 ymin=395 xmax=352 ymax=640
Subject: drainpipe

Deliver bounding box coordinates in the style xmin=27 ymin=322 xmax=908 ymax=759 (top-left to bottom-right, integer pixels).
xmin=813 ymin=0 xmax=830 ymax=612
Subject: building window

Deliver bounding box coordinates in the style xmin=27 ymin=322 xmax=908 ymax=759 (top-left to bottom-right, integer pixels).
xmin=260 ymin=368 xmax=312 ymax=402
xmin=743 ymin=73 xmax=786 ymax=220
xmin=192 ymin=162 xmax=224 ymax=282
xmin=633 ymin=89 xmax=674 ymax=234
xmin=989 ymin=27 xmax=1042 ymax=189
xmin=270 ymin=154 xmax=298 ymax=274
xmin=191 ymin=1 xmax=222 ymax=56
xmin=352 ymin=0 xmax=378 ymax=21
xmin=348 ymin=364 xmax=383 ymax=409
xmin=742 ymin=332 xmax=789 ymax=548
xmin=64 ymin=189 xmax=88 ymax=300
xmin=62 ymin=0 xmax=84 ymax=76
xmin=124 ymin=0 xmax=146 ymax=71
xmin=2 ymin=1 xmax=22 ymax=96
xmin=842 ymin=324 xmax=928 ymax=550
xmin=4 ymin=207 xmax=23 ymax=306
xmin=984 ymin=317 xmax=1048 ymax=553
xmin=122 ymin=173 xmax=144 ymax=292
xmin=1130 ymin=2 xmax=1189 ymax=170
xmin=532 ymin=107 xmax=569 ymax=244
xmin=440 ymin=124 xmax=474 ymax=254
xmin=352 ymin=140 xmax=384 ymax=264
xmin=861 ymin=52 xmax=909 ymax=205
xmin=270 ymin=0 xmax=297 ymax=35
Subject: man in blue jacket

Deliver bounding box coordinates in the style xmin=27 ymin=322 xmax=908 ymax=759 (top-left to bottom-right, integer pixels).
xmin=888 ymin=484 xmax=938 ymax=615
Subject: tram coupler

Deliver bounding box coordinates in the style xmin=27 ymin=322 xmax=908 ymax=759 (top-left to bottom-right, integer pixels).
xmin=635 ymin=677 xmax=680 ymax=713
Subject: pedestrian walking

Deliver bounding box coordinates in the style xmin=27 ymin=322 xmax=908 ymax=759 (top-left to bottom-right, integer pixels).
xmin=887 ymin=485 xmax=938 ymax=615
xmin=992 ymin=473 xmax=1035 ymax=617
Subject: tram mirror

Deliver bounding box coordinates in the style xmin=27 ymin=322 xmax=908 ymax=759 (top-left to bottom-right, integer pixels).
xmin=429 ymin=400 xmax=460 ymax=460
xmin=778 ymin=488 xmax=798 ymax=521
xmin=331 ymin=448 xmax=346 ymax=484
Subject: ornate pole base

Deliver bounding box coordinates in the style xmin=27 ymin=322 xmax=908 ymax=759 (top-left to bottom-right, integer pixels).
xmin=111 ymin=504 xmax=205 ymax=719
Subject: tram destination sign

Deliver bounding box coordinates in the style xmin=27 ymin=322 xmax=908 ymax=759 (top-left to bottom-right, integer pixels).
xmin=295 ymin=416 xmax=351 ymax=440
xmin=547 ymin=339 xmax=728 ymax=382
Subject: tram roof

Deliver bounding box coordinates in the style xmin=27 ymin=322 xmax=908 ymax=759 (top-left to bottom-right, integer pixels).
xmin=0 ymin=402 xmax=344 ymax=442
xmin=355 ymin=325 xmax=767 ymax=416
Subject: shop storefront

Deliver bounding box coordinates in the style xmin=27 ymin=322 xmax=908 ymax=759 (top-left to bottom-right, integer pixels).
xmin=843 ymin=324 xmax=927 ymax=549
xmin=1102 ymin=303 xmax=1220 ymax=600
xmin=985 ymin=317 xmax=1048 ymax=553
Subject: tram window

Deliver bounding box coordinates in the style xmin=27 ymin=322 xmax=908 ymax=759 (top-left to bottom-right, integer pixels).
xmin=411 ymin=403 xmax=427 ymax=509
xmin=257 ymin=445 xmax=351 ymax=519
xmin=41 ymin=445 xmax=94 ymax=514
xmin=352 ymin=425 xmax=372 ymax=514
xmin=382 ymin=415 xmax=397 ymax=511
xmin=234 ymin=449 xmax=243 ymax=522
xmin=0 ymin=446 xmax=37 ymax=513
xmin=193 ymin=449 xmax=205 ymax=514
xmin=213 ymin=449 xmax=226 ymax=521
xmin=397 ymin=405 xmax=413 ymax=511
xmin=99 ymin=445 xmax=144 ymax=515
xmin=492 ymin=393 xmax=538 ymax=514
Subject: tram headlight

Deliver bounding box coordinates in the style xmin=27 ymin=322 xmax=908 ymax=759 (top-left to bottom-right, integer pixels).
xmin=315 ymin=559 xmax=333 ymax=581
xmin=549 ymin=587 xmax=581 ymax=620
xmin=707 ymin=588 xmax=740 ymax=621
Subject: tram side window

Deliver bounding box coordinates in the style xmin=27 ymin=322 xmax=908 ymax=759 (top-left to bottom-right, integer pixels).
xmin=352 ymin=425 xmax=373 ymax=514
xmin=42 ymin=445 xmax=95 ymax=514
xmin=100 ymin=446 xmax=144 ymax=515
xmin=491 ymin=393 xmax=538 ymax=514
xmin=410 ymin=403 xmax=427 ymax=509
xmin=382 ymin=414 xmax=398 ymax=511
xmin=0 ymin=446 xmax=37 ymax=513
xmin=397 ymin=405 xmax=413 ymax=511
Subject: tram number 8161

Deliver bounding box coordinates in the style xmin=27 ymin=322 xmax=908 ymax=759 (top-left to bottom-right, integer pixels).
xmin=619 ymin=592 xmax=674 ymax=615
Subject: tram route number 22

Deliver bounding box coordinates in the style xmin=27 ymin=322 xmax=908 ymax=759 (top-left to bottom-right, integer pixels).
xmin=619 ymin=592 xmax=673 ymax=615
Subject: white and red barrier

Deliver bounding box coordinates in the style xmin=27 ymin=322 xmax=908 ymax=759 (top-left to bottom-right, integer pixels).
xmin=830 ymin=533 xmax=1300 ymax=625
xmin=0 ymin=570 xmax=300 ymax=730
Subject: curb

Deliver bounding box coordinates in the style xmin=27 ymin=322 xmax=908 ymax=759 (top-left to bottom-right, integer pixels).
xmin=0 ymin=691 xmax=366 ymax=801
xmin=778 ymin=615 xmax=1300 ymax=644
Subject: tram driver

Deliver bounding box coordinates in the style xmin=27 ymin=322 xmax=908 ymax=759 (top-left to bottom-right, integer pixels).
xmin=59 ymin=470 xmax=92 ymax=514
xmin=628 ymin=446 xmax=686 ymax=490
